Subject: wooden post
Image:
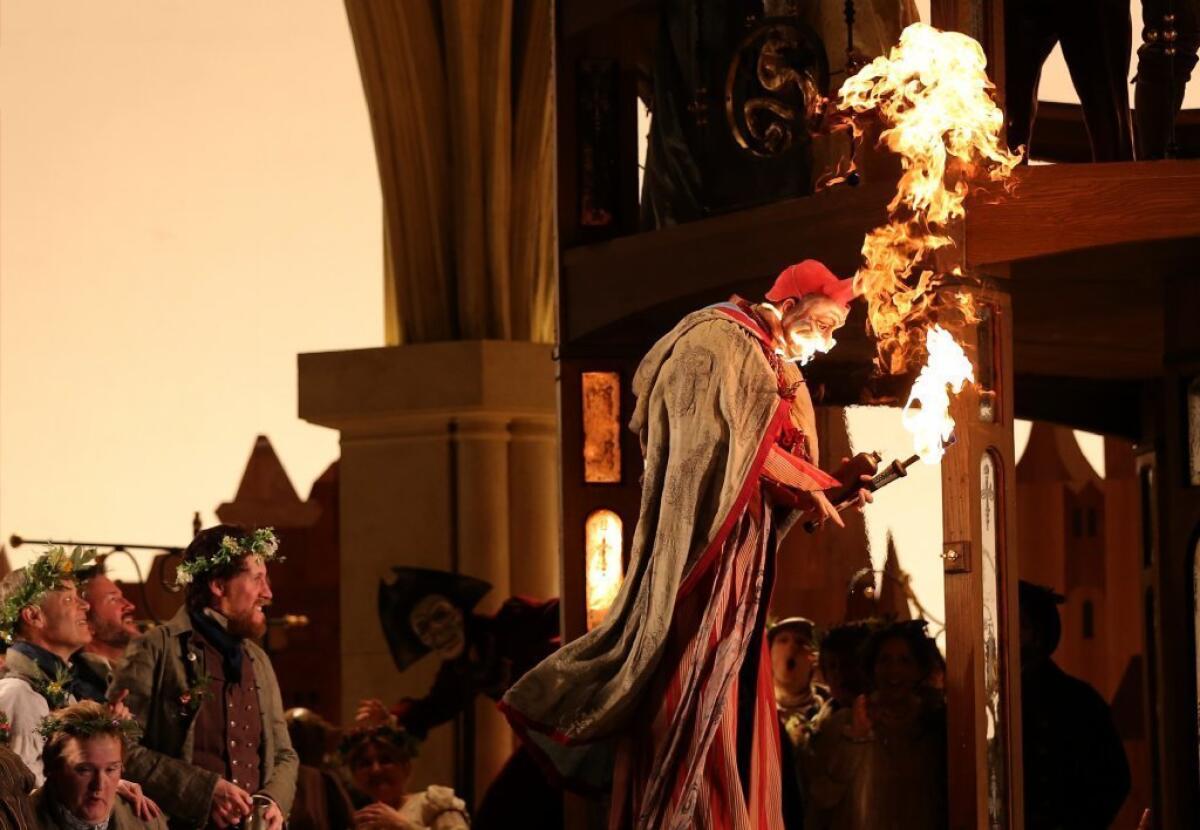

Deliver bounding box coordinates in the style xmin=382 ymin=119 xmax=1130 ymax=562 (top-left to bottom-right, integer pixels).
xmin=931 ymin=6 xmax=1017 ymax=826
xmin=940 ymin=283 xmax=1025 ymax=829
xmin=1139 ymin=273 xmax=1200 ymax=829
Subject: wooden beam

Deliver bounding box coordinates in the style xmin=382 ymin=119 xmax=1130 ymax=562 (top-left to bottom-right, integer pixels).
xmin=966 ymin=160 xmax=1200 ymax=267
xmin=560 ymin=0 xmax=651 ymax=38
xmin=560 ymin=181 xmax=894 ymax=344
xmin=1031 ymin=103 xmax=1200 ymax=163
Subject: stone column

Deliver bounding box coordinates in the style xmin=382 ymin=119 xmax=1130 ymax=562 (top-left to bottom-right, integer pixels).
xmin=508 ymin=418 xmax=560 ymax=600
xmin=455 ymin=415 xmax=513 ymax=611
xmin=298 ymin=340 xmax=556 ymax=798
xmin=452 ymin=414 xmax=516 ymax=793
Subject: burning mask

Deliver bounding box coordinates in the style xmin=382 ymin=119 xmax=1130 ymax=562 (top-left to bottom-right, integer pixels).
xmin=409 ymin=594 xmax=466 ymax=659
xmin=777 ymin=295 xmax=848 ymax=365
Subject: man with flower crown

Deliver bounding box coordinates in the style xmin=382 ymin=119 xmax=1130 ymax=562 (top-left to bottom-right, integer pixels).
xmin=112 ymin=524 xmax=297 ymax=830
xmin=0 ymin=546 xmax=95 ymax=783
xmin=501 ymin=261 xmax=875 ymax=830
xmin=0 ymin=546 xmax=159 ymax=822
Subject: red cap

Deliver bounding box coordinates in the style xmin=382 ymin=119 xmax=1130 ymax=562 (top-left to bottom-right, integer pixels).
xmin=765 ymin=260 xmax=857 ymax=308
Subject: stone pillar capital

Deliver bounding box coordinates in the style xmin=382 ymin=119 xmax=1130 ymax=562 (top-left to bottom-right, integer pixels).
xmin=298 ymin=340 xmax=556 ymax=436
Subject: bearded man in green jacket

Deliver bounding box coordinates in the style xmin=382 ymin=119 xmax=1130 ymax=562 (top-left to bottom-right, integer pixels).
xmin=111 ymin=525 xmax=297 ymax=829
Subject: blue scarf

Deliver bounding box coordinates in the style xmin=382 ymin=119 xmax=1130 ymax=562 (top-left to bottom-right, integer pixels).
xmin=187 ymin=609 xmax=245 ymax=683
xmin=8 ymin=641 xmax=88 ymax=703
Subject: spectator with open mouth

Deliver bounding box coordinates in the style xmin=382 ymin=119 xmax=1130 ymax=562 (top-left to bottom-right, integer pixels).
xmin=767 ymin=616 xmax=828 ymax=828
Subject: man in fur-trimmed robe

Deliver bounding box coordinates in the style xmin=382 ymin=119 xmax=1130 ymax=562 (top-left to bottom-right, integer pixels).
xmin=501 ymin=260 xmax=872 ymax=830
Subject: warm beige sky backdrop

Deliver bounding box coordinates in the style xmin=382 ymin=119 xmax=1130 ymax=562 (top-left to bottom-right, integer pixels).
xmin=1 ymin=2 xmax=381 ymax=578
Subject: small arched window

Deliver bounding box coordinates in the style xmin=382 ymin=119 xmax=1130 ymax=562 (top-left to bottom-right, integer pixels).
xmin=585 ymin=510 xmax=624 ymax=630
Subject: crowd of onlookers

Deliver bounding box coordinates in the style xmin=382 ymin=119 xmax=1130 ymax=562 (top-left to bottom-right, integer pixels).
xmin=0 ymin=526 xmax=1131 ymax=830
xmin=768 ymin=581 xmax=1131 ymax=830
xmin=768 ymin=617 xmax=947 ymax=829
xmin=0 ymin=527 xmax=470 ymax=830
xmin=284 ymin=708 xmax=466 ymax=830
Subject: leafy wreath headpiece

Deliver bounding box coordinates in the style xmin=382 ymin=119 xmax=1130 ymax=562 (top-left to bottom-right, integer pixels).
xmin=338 ymin=722 xmax=420 ymax=763
xmin=0 ymin=546 xmax=96 ymax=644
xmin=175 ymin=527 xmax=283 ymax=588
xmin=37 ymin=711 xmax=143 ymax=744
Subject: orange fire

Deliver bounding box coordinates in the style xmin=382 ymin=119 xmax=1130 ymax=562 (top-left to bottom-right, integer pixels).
xmin=834 ymin=23 xmax=1021 ymax=460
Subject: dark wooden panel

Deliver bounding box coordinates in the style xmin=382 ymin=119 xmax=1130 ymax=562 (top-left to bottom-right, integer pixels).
xmin=557 ymin=357 xmax=645 ymax=643
xmin=561 ymin=0 xmax=653 ymax=38
xmin=1029 ymin=103 xmax=1200 ymax=164
xmin=1010 ymin=275 xmax=1162 ymax=380
xmin=1014 ymin=375 xmax=1144 ymax=439
xmin=966 ymin=160 xmax=1200 ymax=267
xmin=561 ymin=181 xmax=894 ymax=344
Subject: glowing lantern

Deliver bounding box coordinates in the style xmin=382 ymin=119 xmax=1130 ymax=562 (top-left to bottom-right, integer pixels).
xmin=582 ymin=372 xmax=621 ymax=483
xmin=585 ymin=509 xmax=623 ymax=630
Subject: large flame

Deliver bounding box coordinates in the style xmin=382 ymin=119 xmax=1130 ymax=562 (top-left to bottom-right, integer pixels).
xmin=902 ymin=326 xmax=974 ymax=463
xmin=834 ymin=23 xmax=1021 ymax=460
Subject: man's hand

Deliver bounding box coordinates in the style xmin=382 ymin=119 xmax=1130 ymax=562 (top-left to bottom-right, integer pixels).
xmin=108 ymin=689 xmax=133 ymax=722
xmin=116 ymin=780 xmax=161 ymax=821
xmin=255 ymin=797 xmax=284 ymax=830
xmin=852 ymin=473 xmax=875 ymax=510
xmin=211 ymin=779 xmax=253 ymax=828
xmin=837 ymin=457 xmax=876 ymax=512
xmin=355 ymin=698 xmax=391 ymax=727
xmin=353 ymin=802 xmax=420 ymax=829
xmin=810 ymin=490 xmax=845 ymax=528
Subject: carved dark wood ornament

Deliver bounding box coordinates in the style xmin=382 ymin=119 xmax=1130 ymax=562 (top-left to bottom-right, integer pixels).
xmin=724 ymin=18 xmax=829 ymax=158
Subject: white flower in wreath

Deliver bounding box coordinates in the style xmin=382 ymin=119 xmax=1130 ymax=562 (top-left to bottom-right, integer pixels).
xmin=174 ymin=528 xmax=282 ymax=588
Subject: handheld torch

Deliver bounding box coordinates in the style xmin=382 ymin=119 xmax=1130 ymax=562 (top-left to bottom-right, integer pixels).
xmin=802 ymin=435 xmax=956 ymax=533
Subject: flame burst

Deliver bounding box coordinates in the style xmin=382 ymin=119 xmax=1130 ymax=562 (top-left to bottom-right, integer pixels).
xmin=903 ymin=326 xmax=974 ymax=463
xmin=834 ymin=23 xmax=1021 ymax=460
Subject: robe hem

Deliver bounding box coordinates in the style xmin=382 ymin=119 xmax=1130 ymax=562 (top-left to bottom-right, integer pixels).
xmin=499 ymin=397 xmax=794 ymax=782
xmin=495 ymin=698 xmax=609 ymax=796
